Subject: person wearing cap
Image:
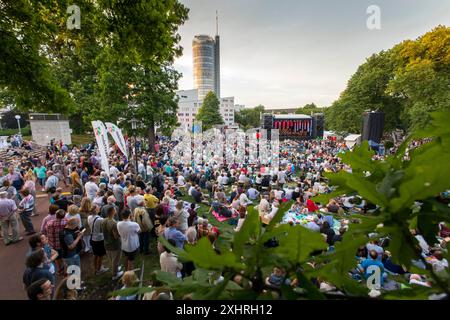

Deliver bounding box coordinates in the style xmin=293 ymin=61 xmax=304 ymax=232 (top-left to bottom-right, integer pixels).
xmin=44 ymin=170 xmax=59 ymax=195
xmin=0 ymin=190 xmax=22 ymax=245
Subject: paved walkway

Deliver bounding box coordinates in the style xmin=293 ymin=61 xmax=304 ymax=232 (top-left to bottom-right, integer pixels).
xmin=0 ymin=190 xmax=93 ymax=300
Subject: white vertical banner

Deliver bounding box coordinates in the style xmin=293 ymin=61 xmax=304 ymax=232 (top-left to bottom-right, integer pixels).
xmin=247 ymin=129 xmax=258 ymax=165
xmin=225 ymin=129 xmax=237 ymax=164
xmin=170 ymin=127 xmax=186 ymax=165
xmin=236 ymin=129 xmax=246 ymax=165
xmin=92 ymin=121 xmax=110 ymax=175
xmin=105 ymin=122 xmax=128 ymax=159
xmin=192 ymin=122 xmax=202 ymax=166
xmin=270 ymin=129 xmax=280 ymax=174
xmin=259 ymin=129 xmax=270 ymax=166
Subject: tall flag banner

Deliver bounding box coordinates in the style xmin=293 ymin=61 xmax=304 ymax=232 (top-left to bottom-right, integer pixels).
xmin=92 ymin=121 xmax=110 ymax=175
xmin=105 ymin=122 xmax=128 ymax=159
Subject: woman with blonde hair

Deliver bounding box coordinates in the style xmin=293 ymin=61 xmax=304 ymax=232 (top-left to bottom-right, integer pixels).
xmin=173 ymin=201 xmax=189 ymax=234
xmin=23 ymin=172 xmax=38 ymax=216
xmin=134 ymin=206 xmax=153 ymax=255
xmin=79 ymin=197 xmax=93 ymax=253
xmin=65 ymin=205 xmax=82 ymax=229
xmin=114 ymin=271 xmax=138 ymax=300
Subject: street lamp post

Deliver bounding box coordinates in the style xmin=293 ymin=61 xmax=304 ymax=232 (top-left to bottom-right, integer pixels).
xmin=130 ymin=118 xmax=139 ymax=175
xmin=15 ymin=115 xmax=21 ymax=135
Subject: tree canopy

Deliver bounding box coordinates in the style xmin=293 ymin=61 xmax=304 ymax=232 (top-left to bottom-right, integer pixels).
xmin=325 ymin=25 xmax=449 ymax=134
xmin=0 ymin=0 xmax=189 ymax=139
xmin=234 ymin=105 xmax=265 ymax=130
xmin=195 ymin=92 xmax=224 ymax=131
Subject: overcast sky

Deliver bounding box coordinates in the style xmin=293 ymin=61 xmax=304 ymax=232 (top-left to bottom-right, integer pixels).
xmin=174 ymin=0 xmax=449 ymax=109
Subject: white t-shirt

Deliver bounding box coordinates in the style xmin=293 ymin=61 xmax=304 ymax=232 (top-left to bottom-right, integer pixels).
xmin=177 ymin=175 xmax=186 ymax=186
xmin=110 ymin=166 xmax=120 ymax=178
xmin=234 ymin=218 xmax=245 ymax=232
xmin=85 ymin=181 xmax=99 ymax=200
xmin=117 ymin=220 xmax=141 ymax=252
xmin=274 ymin=190 xmax=284 ymax=200
xmin=239 ymin=193 xmax=252 ymax=205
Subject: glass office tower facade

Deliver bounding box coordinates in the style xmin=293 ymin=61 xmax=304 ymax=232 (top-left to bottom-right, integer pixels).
xmin=193 ymin=34 xmax=220 ymax=101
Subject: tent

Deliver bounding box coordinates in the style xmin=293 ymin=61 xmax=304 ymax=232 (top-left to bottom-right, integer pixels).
xmin=344 ymin=134 xmax=361 ymax=149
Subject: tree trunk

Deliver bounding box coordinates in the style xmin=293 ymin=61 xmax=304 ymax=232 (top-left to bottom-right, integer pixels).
xmin=148 ymin=118 xmax=156 ymax=154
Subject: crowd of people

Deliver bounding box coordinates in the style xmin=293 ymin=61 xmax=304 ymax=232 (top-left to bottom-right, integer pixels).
xmin=0 ymin=133 xmax=448 ymax=300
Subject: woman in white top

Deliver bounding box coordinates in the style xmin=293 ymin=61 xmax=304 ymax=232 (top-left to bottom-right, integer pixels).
xmin=160 ymin=240 xmax=183 ymax=277
xmin=239 ymin=191 xmax=252 ymax=207
xmin=87 ymin=205 xmax=108 ymax=275
xmin=174 ymin=201 xmax=190 ymax=234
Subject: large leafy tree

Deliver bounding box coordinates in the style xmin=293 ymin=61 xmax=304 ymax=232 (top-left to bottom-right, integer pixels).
xmin=0 ymin=0 xmax=74 ymax=113
xmin=295 ymin=103 xmax=324 ymax=115
xmin=196 ymin=92 xmax=224 ymax=131
xmin=94 ymin=53 xmax=181 ymax=152
xmin=326 ymin=26 xmax=449 ymax=134
xmin=234 ymin=105 xmax=265 ymax=130
xmin=1 ymin=0 xmax=189 ymax=136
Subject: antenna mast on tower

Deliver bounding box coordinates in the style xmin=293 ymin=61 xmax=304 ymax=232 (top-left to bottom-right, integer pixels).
xmin=216 ymin=10 xmax=219 ymax=35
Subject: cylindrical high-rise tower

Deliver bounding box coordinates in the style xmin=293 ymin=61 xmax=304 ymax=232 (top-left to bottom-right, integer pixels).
xmin=193 ymin=35 xmax=216 ymax=101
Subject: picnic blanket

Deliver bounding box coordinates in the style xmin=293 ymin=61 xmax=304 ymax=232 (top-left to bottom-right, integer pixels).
xmin=281 ymin=210 xmax=341 ymax=233
xmin=212 ymin=210 xmax=238 ymax=222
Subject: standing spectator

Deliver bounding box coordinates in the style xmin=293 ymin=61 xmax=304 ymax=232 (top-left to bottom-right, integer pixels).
xmin=100 ymin=196 xmax=119 ymax=220
xmin=0 ymin=190 xmax=22 ymax=245
xmin=70 ymin=166 xmax=82 ymax=193
xmin=78 ymin=197 xmax=93 ymax=253
xmin=65 ymin=205 xmax=82 ymax=229
xmin=87 ymin=205 xmax=108 ymax=275
xmin=101 ymin=206 xmax=123 ymax=280
xmin=18 ymin=188 xmax=36 ymax=235
xmin=117 ymin=210 xmax=140 ymax=271
xmin=40 ymin=204 xmax=59 ymax=235
xmin=23 ymin=174 xmax=38 ymax=216
xmin=8 ymin=166 xmax=24 ymax=192
xmin=33 ymin=163 xmax=46 ymax=192
xmin=44 ymin=170 xmax=59 ymax=195
xmin=112 ymin=178 xmax=125 ymax=219
xmin=80 ymin=167 xmax=89 ymax=186
xmin=60 ymin=217 xmax=85 ymax=269
xmin=143 ymin=187 xmax=159 ymax=224
xmin=84 ymin=176 xmax=99 ymax=201
xmin=2 ymin=180 xmax=18 ymax=204
xmin=45 ymin=209 xmax=67 ymax=275
xmin=173 ymin=201 xmax=189 ymax=234
xmin=134 ymin=206 xmax=153 ymax=255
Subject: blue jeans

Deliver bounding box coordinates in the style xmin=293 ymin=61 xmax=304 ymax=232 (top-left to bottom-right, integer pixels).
xmin=64 ymin=254 xmax=81 ymax=268
xmin=19 ymin=210 xmax=35 ymax=233
xmin=38 ymin=177 xmax=46 ymax=187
